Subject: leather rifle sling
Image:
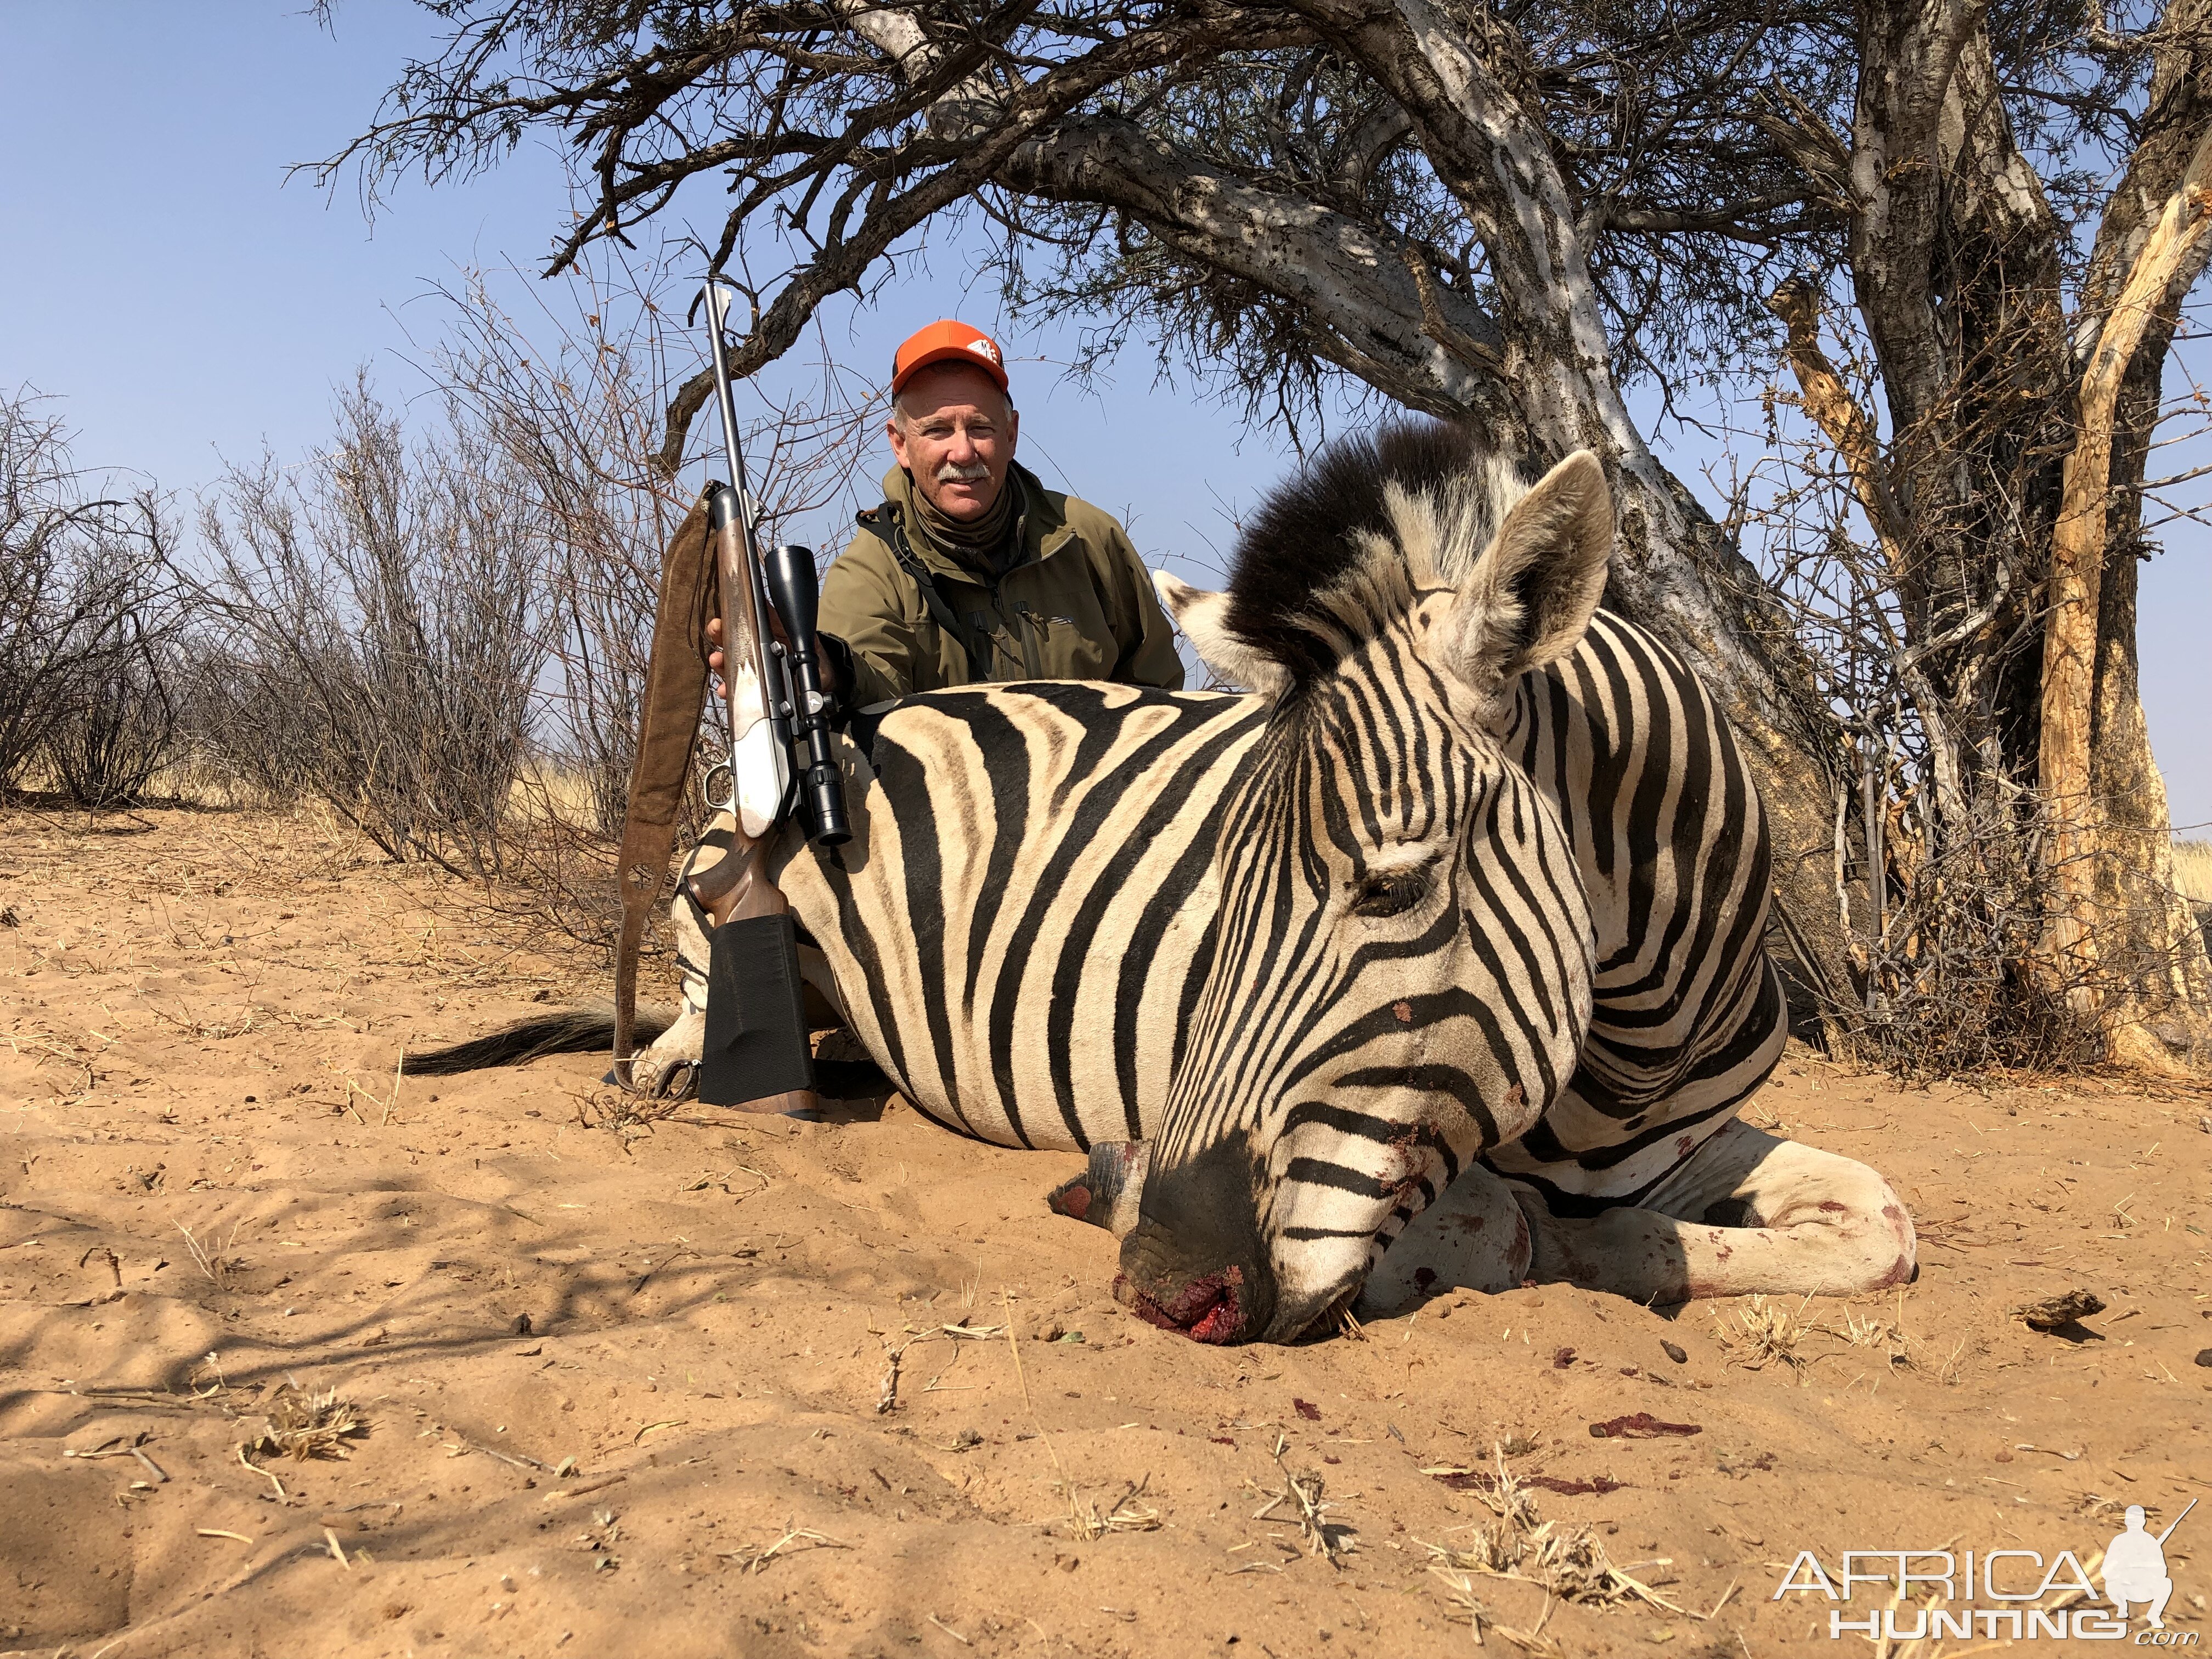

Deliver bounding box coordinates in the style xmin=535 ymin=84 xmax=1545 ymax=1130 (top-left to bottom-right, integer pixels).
xmin=612 ymin=490 xmax=718 ymax=1089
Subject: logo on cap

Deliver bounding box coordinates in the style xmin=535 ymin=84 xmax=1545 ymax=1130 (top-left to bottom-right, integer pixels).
xmin=968 ymin=336 xmax=1002 ymax=365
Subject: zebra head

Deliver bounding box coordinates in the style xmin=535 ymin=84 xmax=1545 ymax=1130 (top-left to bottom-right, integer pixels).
xmin=1116 ymin=429 xmax=1609 ymax=1343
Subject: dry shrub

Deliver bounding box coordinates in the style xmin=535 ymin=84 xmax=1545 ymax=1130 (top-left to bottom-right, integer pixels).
xmin=186 ymin=376 xmax=545 ymax=877
xmin=0 ymin=387 xmax=188 ymax=804
xmin=167 ymin=634 xmax=323 ymax=808
xmin=47 ymin=630 xmax=183 ymax=808
xmin=1846 ymin=789 xmax=2111 ymax=1075
xmin=417 ymin=261 xmax=694 ymax=947
xmin=431 ymin=264 xmax=685 ymax=846
xmin=1711 ymin=340 xmax=2210 ymax=1075
xmin=417 ymin=253 xmax=875 ymax=952
xmin=33 ymin=250 xmax=875 ymax=953
xmin=239 ymin=1384 xmax=366 ymax=1462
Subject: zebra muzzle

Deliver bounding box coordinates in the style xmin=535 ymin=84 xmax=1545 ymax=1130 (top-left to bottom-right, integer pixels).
xmin=1114 ymin=1263 xmax=1251 ymax=1344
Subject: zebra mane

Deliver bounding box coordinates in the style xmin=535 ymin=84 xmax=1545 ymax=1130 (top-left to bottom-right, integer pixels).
xmin=1223 ymin=421 xmax=1534 ymax=687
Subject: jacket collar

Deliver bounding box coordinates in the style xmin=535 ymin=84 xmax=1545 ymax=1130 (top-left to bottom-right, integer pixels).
xmin=884 ymin=461 xmax=1073 ymax=583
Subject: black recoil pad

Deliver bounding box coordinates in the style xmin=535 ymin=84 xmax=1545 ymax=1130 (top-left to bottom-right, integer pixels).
xmin=698 ymin=913 xmax=817 ymax=1107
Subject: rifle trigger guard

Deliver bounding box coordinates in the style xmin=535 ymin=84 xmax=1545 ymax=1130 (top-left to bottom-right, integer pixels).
xmin=701 ymin=759 xmax=736 ymax=816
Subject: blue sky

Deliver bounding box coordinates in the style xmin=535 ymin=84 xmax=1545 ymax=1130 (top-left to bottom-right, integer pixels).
xmin=3 ymin=2 xmax=2205 ymax=830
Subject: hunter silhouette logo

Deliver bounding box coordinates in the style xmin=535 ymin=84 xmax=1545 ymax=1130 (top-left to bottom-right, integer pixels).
xmin=2107 ymin=1502 xmax=2192 ymax=1630
xmin=1772 ymin=1499 xmax=2197 ymax=1643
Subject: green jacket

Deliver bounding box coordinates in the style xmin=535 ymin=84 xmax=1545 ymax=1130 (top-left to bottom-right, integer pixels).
xmin=818 ymin=462 xmax=1185 ymax=709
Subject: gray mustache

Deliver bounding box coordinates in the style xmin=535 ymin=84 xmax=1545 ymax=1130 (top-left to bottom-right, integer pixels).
xmin=935 ymin=460 xmax=991 ymax=483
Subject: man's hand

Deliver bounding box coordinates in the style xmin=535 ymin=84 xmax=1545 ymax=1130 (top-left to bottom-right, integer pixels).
xmin=706 ymin=615 xmax=840 ymax=697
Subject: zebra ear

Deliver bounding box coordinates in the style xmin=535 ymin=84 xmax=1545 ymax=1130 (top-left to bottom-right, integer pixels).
xmin=1443 ymin=450 xmax=1613 ymax=697
xmin=1153 ymin=569 xmax=1289 ymax=696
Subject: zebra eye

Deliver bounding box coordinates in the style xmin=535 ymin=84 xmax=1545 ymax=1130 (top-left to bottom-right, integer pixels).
xmin=1349 ymin=867 xmax=1431 ymax=918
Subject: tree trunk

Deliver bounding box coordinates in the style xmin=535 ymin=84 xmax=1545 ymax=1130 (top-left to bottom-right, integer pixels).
xmin=2069 ymin=5 xmax=2212 ymax=1059
xmin=2039 ymin=137 xmax=2212 ymax=1031
xmin=1849 ymin=18 xmax=2069 ymax=811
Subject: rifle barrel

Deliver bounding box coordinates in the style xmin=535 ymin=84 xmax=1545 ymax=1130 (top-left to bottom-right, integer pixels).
xmin=2157 ymin=1497 xmax=2196 ymax=1544
xmin=703 ymin=285 xmax=762 ymax=570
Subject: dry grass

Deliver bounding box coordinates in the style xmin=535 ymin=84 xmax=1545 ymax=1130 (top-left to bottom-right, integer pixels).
xmin=511 ymin=760 xmax=600 ymax=825
xmin=174 ymin=1220 xmax=246 ymax=1290
xmin=239 ymin=1384 xmax=367 ymax=1462
xmin=1712 ymin=1292 xmax=1815 ymax=1373
xmin=1 ymin=1024 xmax=96 ymax=1100
xmin=2174 ymin=840 xmax=2212 ymax=904
xmin=1832 ymin=1290 xmax=1914 ymax=1367
xmin=1419 ymin=1445 xmax=1733 ymax=1626
xmin=1069 ymin=1475 xmax=1165 ymax=1541
xmin=1245 ymin=1436 xmax=1346 ymax=1564
xmin=718 ymin=1521 xmax=850 ymax=1575
xmin=993 ymin=1290 xmax=1162 ymax=1542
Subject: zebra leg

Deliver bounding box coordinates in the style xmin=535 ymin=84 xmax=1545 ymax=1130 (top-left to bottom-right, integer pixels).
xmin=1354 ymin=1164 xmax=1533 ymax=1317
xmin=1522 ymin=1119 xmax=1916 ymax=1302
xmin=630 ymin=890 xmax=710 ymax=1098
xmin=628 ymin=830 xmax=725 ymax=1100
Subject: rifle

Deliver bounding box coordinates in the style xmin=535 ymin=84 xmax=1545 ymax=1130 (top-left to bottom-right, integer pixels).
xmin=609 ymin=280 xmax=848 ymax=1112
xmin=2157 ymin=1498 xmax=2196 ymax=1544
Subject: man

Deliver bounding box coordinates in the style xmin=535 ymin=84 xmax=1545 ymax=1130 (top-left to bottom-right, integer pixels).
xmin=712 ymin=319 xmax=1184 ymax=713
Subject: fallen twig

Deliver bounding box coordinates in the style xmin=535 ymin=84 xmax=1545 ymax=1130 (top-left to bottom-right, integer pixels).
xmin=450 ymin=1434 xmax=550 ymax=1472
xmin=718 ymin=1522 xmax=849 ymax=1575
xmin=541 ymin=1474 xmax=628 ymax=1501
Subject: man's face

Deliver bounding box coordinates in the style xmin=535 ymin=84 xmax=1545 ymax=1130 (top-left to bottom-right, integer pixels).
xmin=886 ymin=363 xmax=1018 ymax=522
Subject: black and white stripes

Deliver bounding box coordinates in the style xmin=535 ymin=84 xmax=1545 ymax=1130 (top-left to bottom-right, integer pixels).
xmin=774 ymin=682 xmax=1260 ymax=1152
xmin=1487 ymin=611 xmax=1786 ymax=1217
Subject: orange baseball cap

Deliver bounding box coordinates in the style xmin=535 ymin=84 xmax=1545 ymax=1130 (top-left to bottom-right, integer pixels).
xmin=891 ymin=320 xmax=1009 ymax=396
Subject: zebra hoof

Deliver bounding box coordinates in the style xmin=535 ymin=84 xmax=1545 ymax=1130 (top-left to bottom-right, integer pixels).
xmin=622 ymin=1060 xmax=695 ymax=1102
xmin=1046 ymin=1141 xmax=1152 ymax=1237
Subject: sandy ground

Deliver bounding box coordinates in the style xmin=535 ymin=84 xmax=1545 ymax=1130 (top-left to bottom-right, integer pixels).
xmin=4 ymin=804 xmax=2210 ymax=1659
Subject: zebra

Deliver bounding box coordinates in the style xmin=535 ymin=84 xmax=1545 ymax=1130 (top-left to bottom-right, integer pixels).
xmin=410 ymin=425 xmax=1915 ymax=1341
xmin=1110 ymin=428 xmax=1914 ymax=1342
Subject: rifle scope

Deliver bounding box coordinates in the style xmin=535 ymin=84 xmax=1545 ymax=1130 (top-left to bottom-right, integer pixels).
xmin=764 ymin=543 xmax=851 ymax=847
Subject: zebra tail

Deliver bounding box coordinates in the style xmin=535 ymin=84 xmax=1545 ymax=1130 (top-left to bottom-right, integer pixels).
xmin=400 ymin=1003 xmax=676 ymax=1076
